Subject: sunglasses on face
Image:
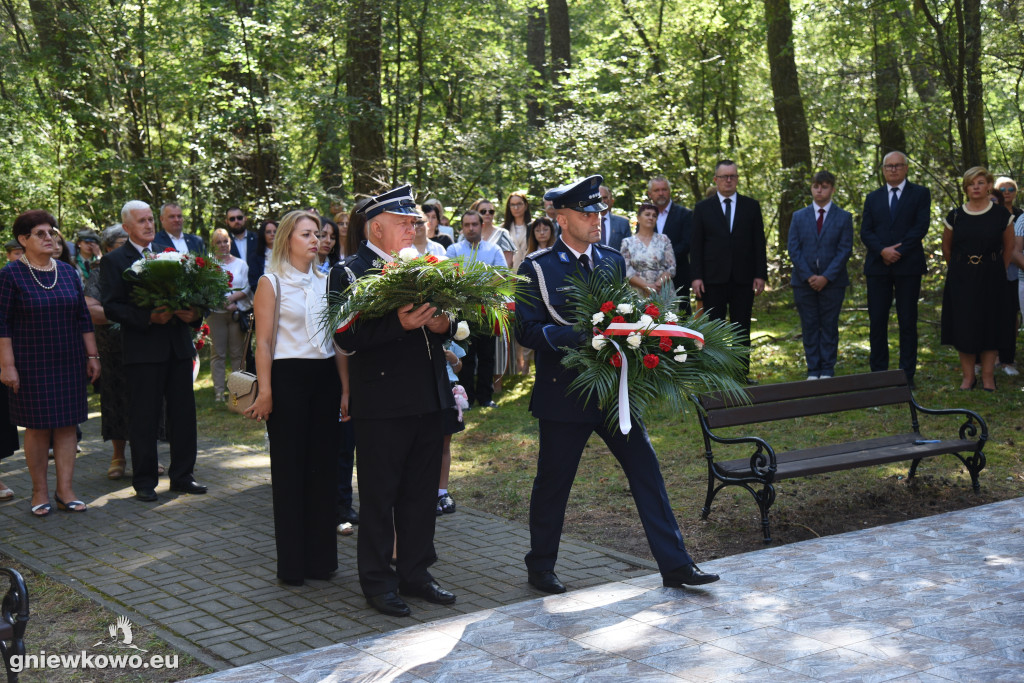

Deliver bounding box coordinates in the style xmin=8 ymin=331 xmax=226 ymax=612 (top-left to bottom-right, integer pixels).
xmin=479 ymin=209 xmax=495 ymax=215
xmin=228 ymin=216 xmax=245 ymax=222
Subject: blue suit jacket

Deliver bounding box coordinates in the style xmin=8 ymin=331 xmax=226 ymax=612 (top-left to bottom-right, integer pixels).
xmin=601 ymin=213 xmax=631 ymax=252
xmin=860 ymin=181 xmax=931 ymax=276
xmin=152 ymin=230 xmax=205 ymax=255
xmin=229 ymin=230 xmax=264 ymax=291
xmin=515 ymin=238 xmax=624 ymax=423
xmin=788 ymin=203 xmax=853 ymax=288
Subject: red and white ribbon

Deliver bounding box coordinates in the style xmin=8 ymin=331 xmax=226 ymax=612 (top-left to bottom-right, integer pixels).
xmin=602 ymin=322 xmax=704 ymax=348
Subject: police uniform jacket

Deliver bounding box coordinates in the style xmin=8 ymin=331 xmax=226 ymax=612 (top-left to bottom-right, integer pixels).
xmin=329 ymin=241 xmax=455 ymax=420
xmin=515 ymin=237 xmax=625 ymax=423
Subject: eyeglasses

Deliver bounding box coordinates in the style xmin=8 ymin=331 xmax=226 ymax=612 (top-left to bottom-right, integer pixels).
xmin=883 ymin=164 xmax=907 ymax=171
xmin=479 ymin=209 xmax=495 ymax=215
xmin=29 ymin=229 xmax=57 ymax=240
xmin=998 ymin=187 xmax=1017 ymax=193
xmin=227 ymin=216 xmax=245 ymax=222
xmin=715 ymin=174 xmax=738 ymax=181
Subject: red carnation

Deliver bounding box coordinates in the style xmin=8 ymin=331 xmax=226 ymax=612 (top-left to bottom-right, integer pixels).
xmin=196 ymin=257 xmax=206 ymax=268
xmin=600 ymin=301 xmax=615 ymax=313
xmin=645 ymin=304 xmax=660 ymax=317
xmin=659 ymin=336 xmax=673 ymax=351
xmin=227 ymin=272 xmax=234 ymax=285
xmin=609 ymin=352 xmax=623 ymax=368
xmin=163 ymin=247 xmax=177 ymax=253
xmin=195 ymin=339 xmax=205 ymax=350
xmin=426 ymin=255 xmax=439 ymax=264
xmin=611 ymin=315 xmax=625 ymax=324
xmin=643 ymin=354 xmax=660 ymax=369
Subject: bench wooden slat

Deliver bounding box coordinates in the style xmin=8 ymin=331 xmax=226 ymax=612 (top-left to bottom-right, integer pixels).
xmin=699 ymin=370 xmax=908 ymax=410
xmin=717 ymin=434 xmax=978 ymax=479
xmin=706 ymin=386 xmax=912 ymax=429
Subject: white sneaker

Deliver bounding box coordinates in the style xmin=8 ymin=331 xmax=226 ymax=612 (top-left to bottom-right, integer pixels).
xmin=806 ymin=375 xmax=819 ymax=380
xmin=1003 ymin=365 xmax=1019 ymax=376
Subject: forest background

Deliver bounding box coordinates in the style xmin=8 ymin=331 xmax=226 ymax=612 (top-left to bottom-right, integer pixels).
xmin=1 ymin=0 xmax=1022 ymax=254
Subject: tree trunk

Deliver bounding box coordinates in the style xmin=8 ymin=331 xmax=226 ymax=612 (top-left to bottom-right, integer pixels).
xmin=346 ymin=0 xmax=387 ymax=195
xmin=872 ymin=5 xmax=907 ymax=156
xmin=547 ymin=0 xmax=570 ymax=79
xmin=962 ymin=0 xmax=986 ymax=167
xmin=525 ymin=3 xmax=546 ymax=126
xmin=763 ymin=0 xmax=812 ymax=253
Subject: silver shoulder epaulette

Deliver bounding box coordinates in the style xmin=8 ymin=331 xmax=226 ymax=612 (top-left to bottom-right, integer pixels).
xmin=525 ymin=246 xmax=553 ymax=260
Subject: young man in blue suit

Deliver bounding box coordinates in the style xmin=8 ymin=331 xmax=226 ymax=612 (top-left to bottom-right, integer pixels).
xmin=788 ymin=171 xmax=853 ymax=380
xmin=860 ymin=151 xmax=931 ymax=388
xmin=598 ymin=184 xmax=631 ymax=251
xmin=515 ymin=174 xmax=719 ymax=595
xmin=152 ymin=203 xmax=205 ymax=254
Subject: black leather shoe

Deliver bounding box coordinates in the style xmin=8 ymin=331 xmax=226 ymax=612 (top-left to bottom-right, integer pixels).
xmin=662 ymin=563 xmax=720 ymax=587
xmin=480 ymin=400 xmax=498 ymax=408
xmin=399 ymin=580 xmax=456 ymax=605
xmin=367 ymin=591 xmax=411 ymax=617
xmin=170 ymin=480 xmax=208 ymax=494
xmin=135 ymin=489 xmax=158 ymax=502
xmin=528 ymin=570 xmax=566 ymax=594
xmin=337 ymin=507 xmax=359 ymax=525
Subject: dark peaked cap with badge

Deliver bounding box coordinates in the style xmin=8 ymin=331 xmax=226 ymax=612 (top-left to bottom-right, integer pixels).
xmin=358 ymin=184 xmax=419 ymax=220
xmin=544 ymin=175 xmax=608 ymax=213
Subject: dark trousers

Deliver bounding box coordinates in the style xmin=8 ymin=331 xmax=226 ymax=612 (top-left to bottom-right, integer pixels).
xmin=337 ymin=420 xmax=356 ymax=515
xmin=793 ymin=285 xmax=847 ymax=377
xmin=866 ymin=273 xmax=921 ymax=381
xmin=126 ymin=356 xmax=197 ymax=491
xmin=702 ymin=281 xmax=755 ymax=373
xmin=526 ymin=419 xmax=693 ymax=574
xmin=458 ymin=331 xmax=495 ymax=405
xmin=354 ymin=413 xmax=444 ymax=597
xmin=999 ymin=278 xmax=1019 ymax=365
xmin=266 ymin=358 xmax=341 ymax=583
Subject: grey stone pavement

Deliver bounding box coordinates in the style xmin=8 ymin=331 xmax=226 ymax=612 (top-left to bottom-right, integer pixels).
xmin=2 ymin=412 xmax=1023 ymax=681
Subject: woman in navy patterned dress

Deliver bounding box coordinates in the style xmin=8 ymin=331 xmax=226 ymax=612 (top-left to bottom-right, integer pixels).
xmin=0 ymin=210 xmax=101 ymax=516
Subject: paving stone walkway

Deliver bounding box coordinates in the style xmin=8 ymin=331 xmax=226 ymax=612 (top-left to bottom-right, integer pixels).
xmin=187 ymin=497 xmax=1024 ymax=682
xmin=0 ymin=411 xmax=655 ymax=670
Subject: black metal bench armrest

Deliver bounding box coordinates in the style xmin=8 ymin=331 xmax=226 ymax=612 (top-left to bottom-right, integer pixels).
xmin=911 ymin=400 xmax=989 ymax=445
xmin=695 ymin=409 xmax=777 ymax=478
xmin=1 ymin=567 xmax=29 ymax=641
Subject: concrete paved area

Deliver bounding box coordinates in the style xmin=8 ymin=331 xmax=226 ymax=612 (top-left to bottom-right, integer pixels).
xmin=0 ymin=411 xmax=655 ymax=669
xmin=186 ymin=498 xmax=1024 ymax=682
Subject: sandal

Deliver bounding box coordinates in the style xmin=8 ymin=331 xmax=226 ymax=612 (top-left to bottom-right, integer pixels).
xmin=0 ymin=485 xmax=13 ymax=501
xmin=107 ymin=458 xmax=126 ymax=480
xmin=437 ymin=493 xmax=456 ymax=514
xmin=31 ymin=502 xmax=52 ymax=517
xmin=55 ymin=495 xmax=87 ymax=513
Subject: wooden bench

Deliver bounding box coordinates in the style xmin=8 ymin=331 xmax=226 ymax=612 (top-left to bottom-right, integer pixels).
xmin=689 ymin=370 xmax=987 ymax=543
xmin=1 ymin=567 xmax=29 ymax=683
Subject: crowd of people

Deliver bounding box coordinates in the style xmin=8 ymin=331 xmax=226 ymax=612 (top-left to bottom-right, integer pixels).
xmin=0 ymin=151 xmax=1022 ymax=615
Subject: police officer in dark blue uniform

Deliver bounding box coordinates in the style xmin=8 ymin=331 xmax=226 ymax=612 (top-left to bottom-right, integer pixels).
xmin=515 ymin=175 xmax=720 ymax=594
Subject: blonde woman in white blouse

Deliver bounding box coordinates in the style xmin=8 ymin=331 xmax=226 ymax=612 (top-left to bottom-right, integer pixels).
xmin=245 ymin=209 xmax=348 ymax=586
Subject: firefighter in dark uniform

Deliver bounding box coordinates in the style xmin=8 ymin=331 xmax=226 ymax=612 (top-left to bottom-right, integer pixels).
xmin=515 ymin=175 xmax=720 ymax=594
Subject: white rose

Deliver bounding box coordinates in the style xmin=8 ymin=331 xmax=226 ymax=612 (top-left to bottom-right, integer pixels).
xmin=592 ymin=335 xmax=608 ymax=350
xmin=665 ymin=312 xmax=678 ymax=323
xmin=626 ymin=333 xmax=642 ymax=348
xmin=397 ymin=247 xmax=419 ymax=262
xmin=674 ymin=353 xmax=688 ymax=363
xmin=592 ymin=311 xmax=605 ymax=325
xmin=454 ymin=320 xmax=471 ymax=341
xmin=674 ymin=345 xmax=687 ymax=353
xmin=638 ymin=314 xmax=653 ymax=327
xmin=616 ymin=303 xmax=633 ymax=315
xmin=130 ymin=260 xmax=145 ymax=274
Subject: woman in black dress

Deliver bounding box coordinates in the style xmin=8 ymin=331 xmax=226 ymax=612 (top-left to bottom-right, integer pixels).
xmin=0 ymin=210 xmax=101 ymax=515
xmin=940 ymin=167 xmax=1016 ymax=391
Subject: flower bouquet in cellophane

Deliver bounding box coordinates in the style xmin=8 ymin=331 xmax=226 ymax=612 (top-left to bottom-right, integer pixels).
xmin=560 ymin=268 xmax=749 ymax=433
xmin=123 ymin=248 xmax=230 ymax=312
xmin=324 ymin=247 xmax=528 ymax=339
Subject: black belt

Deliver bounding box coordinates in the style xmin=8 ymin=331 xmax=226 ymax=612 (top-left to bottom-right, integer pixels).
xmin=953 ymin=253 xmax=998 ymax=265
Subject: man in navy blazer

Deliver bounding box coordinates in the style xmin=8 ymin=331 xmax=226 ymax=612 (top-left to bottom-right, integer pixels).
xmin=598 ymin=185 xmax=631 ymax=251
xmin=152 ymin=203 xmax=205 ymax=255
xmin=788 ymin=171 xmax=853 ymax=379
xmin=860 ymin=151 xmax=931 ymax=387
xmin=647 ymin=176 xmax=694 ymax=312
xmin=690 ymin=159 xmax=767 ymax=380
xmin=515 ymin=174 xmax=719 ymax=596
xmin=226 ymin=207 xmax=264 ymax=291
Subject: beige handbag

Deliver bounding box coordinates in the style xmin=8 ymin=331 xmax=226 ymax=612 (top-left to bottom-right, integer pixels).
xmin=226 ymin=275 xmax=280 ymax=415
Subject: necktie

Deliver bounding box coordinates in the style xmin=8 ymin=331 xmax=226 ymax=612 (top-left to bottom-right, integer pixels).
xmin=578 ymin=253 xmax=592 ymax=274
xmin=602 ymin=216 xmax=609 ymax=245
xmin=889 ymin=187 xmax=899 ymax=217
xmin=816 ymin=208 xmax=825 ymax=234
xmin=723 ymin=197 xmax=732 ymax=232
